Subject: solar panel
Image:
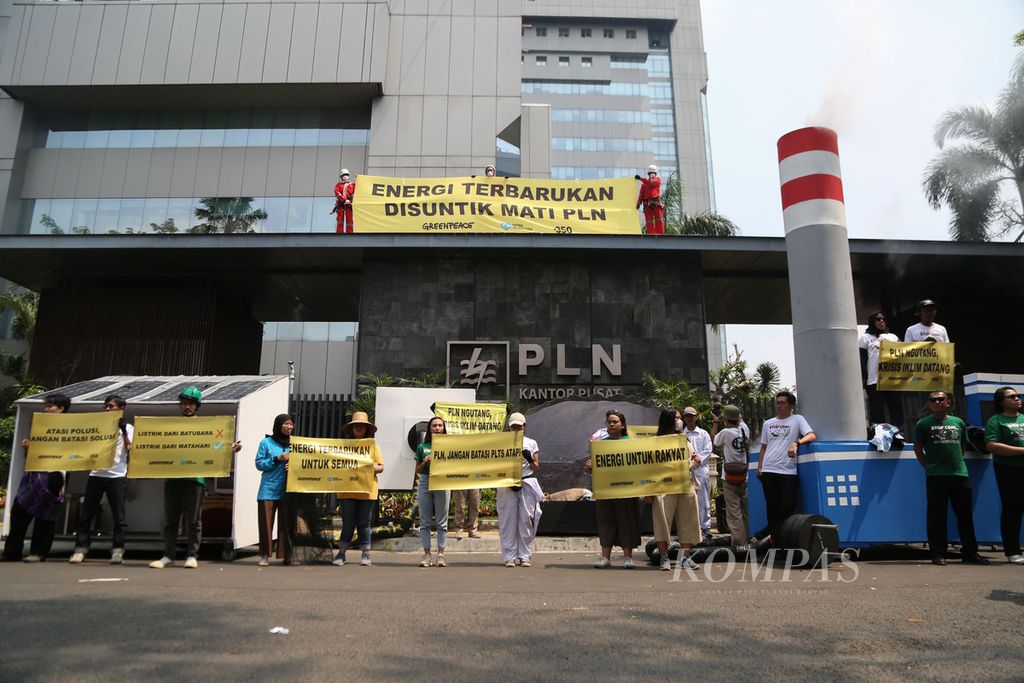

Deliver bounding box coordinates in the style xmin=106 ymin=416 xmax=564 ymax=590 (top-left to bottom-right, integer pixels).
xmin=109 ymin=380 xmax=167 ymax=400
xmin=146 ymin=381 xmax=221 ymax=402
xmin=23 ymin=380 xmax=117 ymax=401
xmin=203 ymin=380 xmax=275 ymax=401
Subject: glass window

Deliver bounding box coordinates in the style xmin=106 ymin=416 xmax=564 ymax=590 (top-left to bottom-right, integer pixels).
xmin=581 ymin=28 xmax=591 ymax=38
xmin=177 ymin=129 xmax=201 ymax=147
xmin=303 ymin=322 xmax=329 ymax=341
xmin=286 ymin=197 xmax=313 ymax=232
xmin=63 ymin=131 xmax=86 ymax=148
xmin=95 ymin=199 xmax=121 ymax=234
xmin=46 ymin=199 xmax=74 ymax=234
xmin=535 ymin=27 xmax=546 ymax=37
xmin=312 ymin=196 xmax=336 ymax=232
xmin=329 ymin=322 xmax=358 ymax=342
xmin=129 ymin=130 xmax=155 ymax=148
xmin=142 ymin=198 xmax=169 ymax=232
xmin=535 ymin=56 xmax=546 ymax=66
xmin=247 ymin=129 xmax=272 ymax=147
xmin=270 ymin=128 xmax=295 ymax=146
xmin=262 ymin=197 xmax=290 ymax=232
xmin=559 ymin=56 xmax=569 ymax=67
xmin=118 ymin=198 xmax=144 ymax=233
xmin=277 ymin=322 xmax=303 ymax=341
xmin=45 ymin=131 xmax=63 ymax=149
xmin=318 ymin=129 xmax=344 ymax=146
xmin=199 ymin=129 xmax=225 ymax=147
xmin=30 ymin=199 xmax=51 ymax=234
xmin=626 ymin=29 xmax=637 ymax=39
xmin=294 ymin=128 xmax=319 ymax=146
xmin=108 ymin=130 xmax=133 ymax=148
xmin=223 ymin=129 xmax=248 ymax=146
xmin=70 ymin=198 xmax=98 ymax=233
xmin=263 ymin=321 xmax=279 ymax=341
xmin=83 ymin=130 xmax=109 ymax=148
xmin=167 ymin=197 xmax=196 ymax=233
xmin=152 ymin=129 xmax=178 ymax=147
xmin=603 ymin=28 xmax=614 ymax=38
xmin=581 ymin=57 xmax=592 ymax=68
xmin=343 ymin=129 xmax=369 ymax=145
xmin=558 ymin=28 xmax=569 ymax=37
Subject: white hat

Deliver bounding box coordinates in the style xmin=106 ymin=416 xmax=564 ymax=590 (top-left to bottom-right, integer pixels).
xmin=647 ymin=164 xmax=658 ymax=174
xmin=508 ymin=412 xmax=526 ymax=426
xmin=682 ymin=406 xmax=698 ymax=416
xmin=339 ymin=169 xmax=350 ymax=177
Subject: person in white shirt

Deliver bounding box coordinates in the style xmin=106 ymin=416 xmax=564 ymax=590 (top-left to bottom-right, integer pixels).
xmin=496 ymin=412 xmax=543 ymax=567
xmin=756 ymin=391 xmax=816 ymax=545
xmin=69 ymin=394 xmax=133 ymax=565
xmin=858 ymin=311 xmax=905 ymax=428
xmin=711 ymin=405 xmax=751 ymax=548
xmin=682 ymin=406 xmax=714 ymax=541
xmin=904 ymin=299 xmax=950 ymax=343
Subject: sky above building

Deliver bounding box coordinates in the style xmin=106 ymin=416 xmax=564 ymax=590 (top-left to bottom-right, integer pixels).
xmin=701 ymin=0 xmax=1024 ymax=389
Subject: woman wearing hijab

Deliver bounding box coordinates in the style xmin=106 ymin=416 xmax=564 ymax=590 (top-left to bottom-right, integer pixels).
xmin=333 ymin=412 xmax=385 ymax=567
xmin=858 ymin=311 xmax=904 ymax=428
xmin=254 ymin=414 xmax=293 ymax=567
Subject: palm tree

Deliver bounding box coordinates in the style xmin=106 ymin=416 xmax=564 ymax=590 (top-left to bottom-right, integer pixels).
xmin=190 ymin=197 xmax=267 ymax=234
xmin=923 ymin=62 xmax=1024 ymax=242
xmin=0 ymin=287 xmax=38 ymax=350
xmin=659 ymin=172 xmax=741 ymax=236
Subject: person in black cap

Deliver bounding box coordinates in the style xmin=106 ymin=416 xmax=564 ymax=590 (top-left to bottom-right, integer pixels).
xmin=904 ymin=299 xmax=950 ymax=343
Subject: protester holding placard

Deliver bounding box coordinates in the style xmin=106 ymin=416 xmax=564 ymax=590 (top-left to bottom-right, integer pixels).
xmin=2 ymin=393 xmax=69 ymax=562
xmin=904 ymin=299 xmax=950 ymax=343
xmin=585 ymin=410 xmax=641 ymax=569
xmin=69 ymin=395 xmax=133 ymax=565
xmin=858 ymin=311 xmax=904 ymax=428
xmin=496 ymin=412 xmax=543 ymax=568
xmin=414 ymin=416 xmax=450 ymax=567
xmin=254 ymin=414 xmax=293 ymax=567
xmin=648 ymin=409 xmax=701 ymax=571
xmin=333 ymin=412 xmax=385 ymax=567
xmin=984 ymin=386 xmax=1024 ymax=565
xmin=149 ymin=386 xmax=242 ymax=569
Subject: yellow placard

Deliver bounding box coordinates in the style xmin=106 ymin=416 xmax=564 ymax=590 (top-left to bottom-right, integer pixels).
xmin=24 ymin=411 xmax=122 ymax=472
xmin=128 ymin=415 xmax=236 ymax=478
xmin=432 ymin=402 xmax=507 ymax=434
xmin=631 ymin=425 xmax=659 ymax=439
xmin=286 ymin=436 xmax=377 ymax=493
xmin=877 ymin=341 xmax=955 ymax=392
xmin=590 ymin=434 xmax=691 ymax=500
xmin=353 ymin=175 xmax=641 ymax=235
xmin=427 ymin=431 xmax=523 ymax=491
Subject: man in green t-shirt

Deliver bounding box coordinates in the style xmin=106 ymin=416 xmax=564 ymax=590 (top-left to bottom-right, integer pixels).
xmin=984 ymin=386 xmax=1024 ymax=564
xmin=913 ymin=391 xmax=989 ymax=566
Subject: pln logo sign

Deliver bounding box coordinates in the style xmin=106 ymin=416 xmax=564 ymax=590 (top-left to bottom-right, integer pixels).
xmin=446 ymin=341 xmax=510 ymax=400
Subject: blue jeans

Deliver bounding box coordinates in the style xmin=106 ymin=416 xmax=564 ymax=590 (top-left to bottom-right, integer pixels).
xmin=418 ymin=477 xmax=449 ymax=551
xmin=340 ymin=498 xmax=374 ymax=551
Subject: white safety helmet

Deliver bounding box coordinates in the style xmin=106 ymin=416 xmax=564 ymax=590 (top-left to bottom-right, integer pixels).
xmin=484 ymin=164 xmax=496 ymax=176
xmin=339 ymin=169 xmax=351 ymax=178
xmin=647 ymin=165 xmax=658 ymax=175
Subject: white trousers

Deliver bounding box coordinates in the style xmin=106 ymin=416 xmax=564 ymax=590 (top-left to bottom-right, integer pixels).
xmin=695 ymin=469 xmax=711 ymax=532
xmin=496 ymin=479 xmax=543 ymax=562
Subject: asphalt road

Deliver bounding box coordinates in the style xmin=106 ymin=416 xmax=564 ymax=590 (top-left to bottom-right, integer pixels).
xmin=1 ymin=548 xmax=1023 ymax=682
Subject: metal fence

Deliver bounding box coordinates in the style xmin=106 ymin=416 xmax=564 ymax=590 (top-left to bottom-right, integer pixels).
xmin=288 ymin=393 xmax=352 ymax=438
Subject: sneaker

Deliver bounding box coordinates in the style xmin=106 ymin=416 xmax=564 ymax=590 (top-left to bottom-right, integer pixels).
xmin=23 ymin=555 xmax=42 ymax=563
xmin=623 ymin=558 xmax=636 ymax=569
xmin=468 ymin=531 xmax=482 ymax=539
xmin=332 ymin=553 xmax=346 ymax=567
xmin=961 ymin=555 xmax=990 ymax=565
xmin=258 ymin=556 xmax=270 ymax=567
xmin=110 ymin=549 xmax=124 ymax=565
xmin=183 ymin=556 xmax=198 ymax=569
xmin=505 ymin=560 xmax=517 ymax=567
xmin=520 ymin=559 xmax=531 ymax=568
xmin=678 ymin=555 xmax=699 ymax=570
xmin=931 ymin=557 xmax=946 ymax=566
xmin=455 ymin=532 xmax=464 ymax=540
xmin=69 ymin=551 xmax=86 ymax=564
xmin=419 ymin=553 xmax=432 ymax=567
xmin=1007 ymin=555 xmax=1024 ymax=565
xmin=660 ymin=557 xmax=672 ymax=571
xmin=594 ymin=557 xmax=611 ymax=569
xmin=359 ymin=553 xmax=372 ymax=567
xmin=435 ymin=552 xmax=447 ymax=567
xmin=149 ymin=557 xmax=173 ymax=569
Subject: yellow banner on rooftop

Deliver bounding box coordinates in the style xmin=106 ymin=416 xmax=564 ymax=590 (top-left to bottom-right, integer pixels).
xmin=353 ymin=175 xmax=641 ymax=235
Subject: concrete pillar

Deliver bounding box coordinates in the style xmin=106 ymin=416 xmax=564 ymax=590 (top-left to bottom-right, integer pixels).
xmin=778 ymin=127 xmax=865 ymax=440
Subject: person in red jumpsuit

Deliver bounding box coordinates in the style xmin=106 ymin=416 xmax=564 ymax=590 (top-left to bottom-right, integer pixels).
xmin=333 ymin=169 xmax=356 ymax=233
xmin=635 ymin=164 xmax=664 ymax=235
